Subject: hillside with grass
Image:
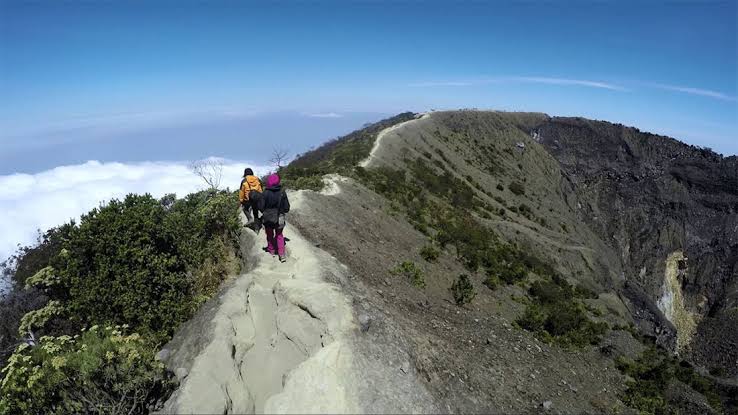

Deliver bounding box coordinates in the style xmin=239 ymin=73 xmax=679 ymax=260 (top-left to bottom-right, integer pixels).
xmin=279 ymin=110 xmax=738 ymax=414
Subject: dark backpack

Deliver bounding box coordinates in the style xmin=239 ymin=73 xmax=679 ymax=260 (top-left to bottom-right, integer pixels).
xmin=248 ymin=190 xmax=263 ymax=206
xmin=261 ymin=191 xmax=284 ymax=227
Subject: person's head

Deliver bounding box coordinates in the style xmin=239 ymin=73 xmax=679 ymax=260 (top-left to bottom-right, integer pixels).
xmin=243 ymin=168 xmax=254 ymax=177
xmin=267 ymin=174 xmax=280 ymax=187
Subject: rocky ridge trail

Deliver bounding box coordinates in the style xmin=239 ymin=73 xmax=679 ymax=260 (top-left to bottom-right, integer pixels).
xmin=158 ymin=201 xmax=355 ymax=413
xmin=157 ymin=190 xmax=440 ymax=414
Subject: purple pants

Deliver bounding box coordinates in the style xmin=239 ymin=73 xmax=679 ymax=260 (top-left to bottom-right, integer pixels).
xmin=265 ymin=227 xmax=285 ymax=256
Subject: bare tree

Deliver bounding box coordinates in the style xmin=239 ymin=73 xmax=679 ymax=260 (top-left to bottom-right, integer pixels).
xmin=269 ymin=148 xmax=289 ymax=170
xmin=189 ymin=158 xmax=224 ymax=190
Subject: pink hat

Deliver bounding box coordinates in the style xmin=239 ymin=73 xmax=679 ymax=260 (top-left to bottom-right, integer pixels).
xmin=267 ymin=174 xmax=280 ymax=187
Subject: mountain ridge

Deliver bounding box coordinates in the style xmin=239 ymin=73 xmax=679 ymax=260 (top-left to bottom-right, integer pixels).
xmin=278 ymin=109 xmax=737 ymax=413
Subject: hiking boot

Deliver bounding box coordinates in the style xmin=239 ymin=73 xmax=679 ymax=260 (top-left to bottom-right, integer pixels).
xmin=279 ymin=255 xmax=287 ymax=263
xmin=254 ymin=219 xmax=263 ymax=235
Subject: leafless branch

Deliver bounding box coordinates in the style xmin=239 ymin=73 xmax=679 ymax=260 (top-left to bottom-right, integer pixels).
xmin=269 ymin=148 xmax=289 ymax=170
xmin=189 ymin=159 xmax=224 ymax=190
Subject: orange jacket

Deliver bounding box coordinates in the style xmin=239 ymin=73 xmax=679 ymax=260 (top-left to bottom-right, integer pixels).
xmin=239 ymin=175 xmax=263 ymax=203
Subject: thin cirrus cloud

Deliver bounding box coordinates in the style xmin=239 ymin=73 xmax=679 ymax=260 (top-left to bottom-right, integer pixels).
xmin=644 ymin=83 xmax=737 ymax=102
xmin=305 ymin=112 xmax=344 ymax=118
xmin=408 ymin=76 xmax=628 ymax=91
xmin=409 ymin=76 xmax=737 ymax=103
xmin=510 ymin=76 xmax=628 ymax=91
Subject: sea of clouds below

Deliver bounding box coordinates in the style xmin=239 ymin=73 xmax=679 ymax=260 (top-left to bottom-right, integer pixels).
xmin=0 ymin=159 xmax=270 ymax=293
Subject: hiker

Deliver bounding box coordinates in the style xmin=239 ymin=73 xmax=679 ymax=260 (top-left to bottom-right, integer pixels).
xmin=259 ymin=173 xmax=290 ymax=262
xmin=239 ymin=168 xmax=263 ymax=229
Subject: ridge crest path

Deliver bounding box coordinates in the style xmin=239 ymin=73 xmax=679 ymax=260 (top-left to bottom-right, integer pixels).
xmin=160 ymin=195 xmax=357 ymax=414
xmin=160 ymin=188 xmax=441 ymax=414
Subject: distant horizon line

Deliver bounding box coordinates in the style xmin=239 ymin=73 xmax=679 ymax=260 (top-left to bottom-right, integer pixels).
xmin=1 ymin=107 xmax=734 ymax=162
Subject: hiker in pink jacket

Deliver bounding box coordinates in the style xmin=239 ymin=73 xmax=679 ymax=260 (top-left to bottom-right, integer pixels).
xmin=258 ymin=174 xmax=290 ymax=262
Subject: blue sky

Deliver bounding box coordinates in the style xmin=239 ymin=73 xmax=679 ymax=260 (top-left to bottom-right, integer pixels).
xmin=1 ymin=1 xmax=736 ymax=174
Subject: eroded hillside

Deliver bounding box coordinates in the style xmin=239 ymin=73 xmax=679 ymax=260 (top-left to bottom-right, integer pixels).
xmin=280 ymin=110 xmax=738 ymax=414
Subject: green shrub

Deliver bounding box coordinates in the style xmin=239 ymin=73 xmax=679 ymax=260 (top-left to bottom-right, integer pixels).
xmin=529 ymin=279 xmax=573 ymax=305
xmin=0 ymin=289 xmax=50 ymax=370
xmin=516 ymin=275 xmax=607 ymax=347
xmin=1 ymin=190 xmax=240 ymax=412
xmin=517 ymin=303 xmax=545 ymax=331
xmin=483 ymin=273 xmax=500 ymax=290
xmin=51 ymin=195 xmax=194 ymax=341
xmin=17 ymin=300 xmax=64 ymax=337
xmin=544 ymin=303 xmax=586 ymax=336
xmin=391 ymin=261 xmax=425 ymax=288
xmin=0 ymin=326 xmax=172 ymax=415
xmin=419 ymin=245 xmax=440 ymax=262
xmin=22 ymin=191 xmax=241 ymax=344
xmin=1 ymin=224 xmax=73 ymax=288
xmin=518 ymin=203 xmax=533 ymax=218
xmin=451 ymin=274 xmax=476 ymax=305
xmin=508 ymin=181 xmax=525 ymax=196
xmin=497 ymin=263 xmax=528 ymax=285
xmin=287 ymin=175 xmax=325 ymax=191
xmin=615 ymin=348 xmax=723 ymax=414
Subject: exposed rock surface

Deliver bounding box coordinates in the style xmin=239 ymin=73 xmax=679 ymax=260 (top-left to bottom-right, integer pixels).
xmin=530 ymin=115 xmax=738 ymax=372
xmin=159 ymin=197 xmax=439 ymax=414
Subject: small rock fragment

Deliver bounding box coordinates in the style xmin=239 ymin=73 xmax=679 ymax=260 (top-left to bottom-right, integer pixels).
xmin=400 ymin=361 xmax=410 ymax=374
xmin=156 ymin=348 xmax=171 ymax=363
xmin=358 ymin=313 xmax=372 ymax=332
xmin=175 ymin=367 xmax=188 ymax=382
xmin=542 ymin=400 xmax=553 ymax=410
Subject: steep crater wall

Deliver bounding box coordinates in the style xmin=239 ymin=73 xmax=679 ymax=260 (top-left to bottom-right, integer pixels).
xmin=532 ymin=116 xmax=738 ymax=372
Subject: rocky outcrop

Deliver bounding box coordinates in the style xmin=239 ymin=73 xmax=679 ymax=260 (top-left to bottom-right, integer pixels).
xmin=532 ymin=116 xmax=738 ymax=372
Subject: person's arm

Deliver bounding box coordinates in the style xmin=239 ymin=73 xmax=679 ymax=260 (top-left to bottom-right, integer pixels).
xmin=238 ymin=180 xmax=246 ymax=203
xmin=281 ymin=191 xmax=290 ymax=213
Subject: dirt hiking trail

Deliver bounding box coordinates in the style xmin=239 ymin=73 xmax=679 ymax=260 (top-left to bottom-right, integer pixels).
xmin=159 ymin=190 xmax=438 ymax=414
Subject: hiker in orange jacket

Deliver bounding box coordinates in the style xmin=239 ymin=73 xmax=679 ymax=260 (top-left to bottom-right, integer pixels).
xmin=239 ymin=168 xmax=263 ymax=227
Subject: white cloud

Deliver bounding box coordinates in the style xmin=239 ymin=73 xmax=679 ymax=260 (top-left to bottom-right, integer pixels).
xmin=645 ymin=83 xmax=737 ymax=102
xmin=509 ymin=76 xmax=627 ymax=91
xmin=408 ymin=76 xmax=627 ymax=91
xmin=408 ymin=77 xmax=737 ymax=102
xmin=305 ymin=112 xmax=344 ymax=118
xmin=0 ymin=159 xmax=270 ymax=265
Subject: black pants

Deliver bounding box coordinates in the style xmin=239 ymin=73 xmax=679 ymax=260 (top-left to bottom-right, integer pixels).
xmin=242 ymin=201 xmax=260 ymax=221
